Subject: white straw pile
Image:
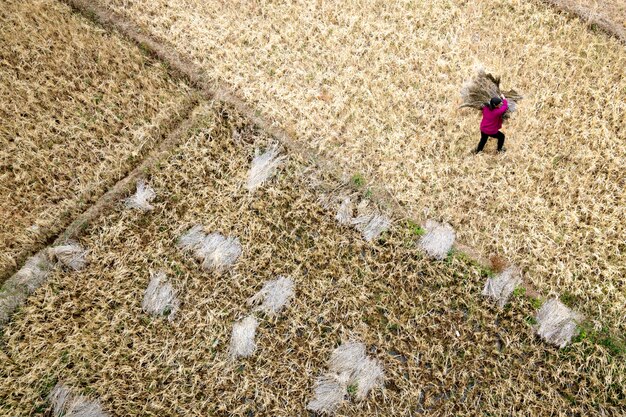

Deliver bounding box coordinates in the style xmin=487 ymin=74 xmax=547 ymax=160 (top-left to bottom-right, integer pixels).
xmin=418 ymin=220 xmax=455 ymax=260
xmin=142 ymin=271 xmax=179 ymax=320
xmin=307 ymin=341 xmax=384 ymax=414
xmin=48 ymin=241 xmax=88 ymax=271
xmin=246 ymin=145 xmax=285 ymax=191
xmin=49 ymin=382 xmax=108 ymax=417
xmin=0 ymin=253 xmax=50 ymax=323
xmin=247 ymin=276 xmax=295 ymax=315
xmin=178 ymin=226 xmax=242 ymax=271
xmin=335 ymin=197 xmax=353 ymax=226
xmin=535 ymin=298 xmax=581 ymax=348
xmin=482 ymin=266 xmax=522 ymax=307
xmin=124 ymin=180 xmax=156 ymax=211
xmin=229 ymin=315 xmax=258 ymax=358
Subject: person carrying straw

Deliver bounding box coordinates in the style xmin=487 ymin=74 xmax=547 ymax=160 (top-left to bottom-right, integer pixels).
xmin=475 ymin=94 xmax=508 ymax=154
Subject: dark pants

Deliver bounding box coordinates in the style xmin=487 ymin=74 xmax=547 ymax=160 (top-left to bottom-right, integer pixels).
xmin=476 ymin=131 xmax=505 ymax=153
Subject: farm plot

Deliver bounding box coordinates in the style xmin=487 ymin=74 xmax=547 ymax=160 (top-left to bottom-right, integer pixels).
xmin=98 ymin=0 xmax=626 ymax=332
xmin=0 ymin=0 xmax=192 ymax=282
xmin=1 ymin=102 xmax=623 ymax=416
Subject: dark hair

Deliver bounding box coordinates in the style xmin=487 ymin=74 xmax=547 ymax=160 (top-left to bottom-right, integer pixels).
xmin=488 ymin=97 xmax=502 ymax=110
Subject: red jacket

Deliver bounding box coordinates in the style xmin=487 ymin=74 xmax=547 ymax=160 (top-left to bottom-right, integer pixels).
xmin=480 ymin=99 xmax=508 ymax=135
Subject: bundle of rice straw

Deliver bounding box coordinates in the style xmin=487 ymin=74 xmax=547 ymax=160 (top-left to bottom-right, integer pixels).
xmin=228 ymin=315 xmax=258 ymax=358
xmin=124 ymin=180 xmax=156 ymax=211
xmin=482 ymin=266 xmax=522 ymax=307
xmin=49 ymin=382 xmax=108 ymax=417
xmin=460 ymin=68 xmax=523 ymax=119
xmin=247 ymin=275 xmax=295 ymax=315
xmin=177 ymin=226 xmax=242 ymax=272
xmin=418 ymin=220 xmax=455 ymax=260
xmin=142 ymin=271 xmax=179 ymax=320
xmin=535 ymin=298 xmax=582 ymax=348
xmin=246 ymin=145 xmax=285 ymax=191
xmin=47 ymin=241 xmax=88 ymax=271
xmin=307 ymin=341 xmax=384 ymax=414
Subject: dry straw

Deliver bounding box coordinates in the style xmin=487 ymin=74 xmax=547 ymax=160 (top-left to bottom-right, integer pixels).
xmin=0 ymin=252 xmax=50 ymax=323
xmin=142 ymin=271 xmax=179 ymax=320
xmin=246 ymin=145 xmax=285 ymax=191
xmin=308 ymin=341 xmax=384 ymax=413
xmin=49 ymin=382 xmax=108 ymax=417
xmin=351 ymin=201 xmax=391 ymax=242
xmin=47 ymin=241 xmax=88 ymax=271
xmin=535 ymin=298 xmax=582 ymax=348
xmin=247 ymin=275 xmax=295 ymax=315
xmin=124 ymin=180 xmax=156 ymax=211
xmin=482 ymin=266 xmax=522 ymax=307
xmin=419 ymin=220 xmax=456 ymax=260
xmin=460 ymin=67 xmax=523 ymax=118
xmin=228 ymin=315 xmax=258 ymax=358
xmin=335 ymin=197 xmax=353 ymax=226
xmin=178 ymin=226 xmax=242 ymax=271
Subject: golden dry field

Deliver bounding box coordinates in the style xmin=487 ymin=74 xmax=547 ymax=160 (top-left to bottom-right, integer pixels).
xmin=0 ymin=0 xmax=192 ymax=282
xmin=99 ymin=0 xmax=626 ymax=332
xmin=1 ymin=102 xmax=624 ymax=416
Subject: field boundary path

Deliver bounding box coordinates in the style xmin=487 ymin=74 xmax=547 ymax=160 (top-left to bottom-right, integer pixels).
xmin=541 ymin=0 xmax=626 ymax=43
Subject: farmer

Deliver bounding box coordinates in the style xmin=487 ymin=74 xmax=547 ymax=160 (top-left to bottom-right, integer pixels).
xmin=475 ymin=94 xmax=508 ymax=154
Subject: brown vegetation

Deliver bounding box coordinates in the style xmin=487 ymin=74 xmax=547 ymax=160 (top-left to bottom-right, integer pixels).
xmin=97 ymin=0 xmax=626 ymax=332
xmin=0 ymin=0 xmax=192 ymax=283
xmin=1 ymin=102 xmax=623 ymax=416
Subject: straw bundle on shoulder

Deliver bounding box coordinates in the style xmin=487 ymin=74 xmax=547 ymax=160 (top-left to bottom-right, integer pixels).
xmin=460 ymin=68 xmax=523 ymax=118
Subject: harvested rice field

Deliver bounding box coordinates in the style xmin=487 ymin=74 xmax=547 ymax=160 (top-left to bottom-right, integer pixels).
xmin=2 ymin=102 xmax=624 ymax=416
xmin=98 ymin=0 xmax=626 ymax=333
xmin=0 ymin=0 xmax=192 ymax=282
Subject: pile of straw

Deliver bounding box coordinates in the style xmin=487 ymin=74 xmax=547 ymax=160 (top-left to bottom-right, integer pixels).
xmin=536 ymin=298 xmax=582 ymax=348
xmin=418 ymin=220 xmax=456 ymax=260
xmin=124 ymin=180 xmax=156 ymax=211
xmin=141 ymin=271 xmax=179 ymax=320
xmin=178 ymin=226 xmax=242 ymax=272
xmin=460 ymin=68 xmax=523 ymax=118
xmin=308 ymin=341 xmax=384 ymax=414
xmin=246 ymin=145 xmax=285 ymax=191
xmin=247 ymin=275 xmax=295 ymax=315
xmin=49 ymin=383 xmax=108 ymax=417
xmin=482 ymin=266 xmax=522 ymax=307
xmin=228 ymin=315 xmax=258 ymax=358
xmin=47 ymin=241 xmax=88 ymax=271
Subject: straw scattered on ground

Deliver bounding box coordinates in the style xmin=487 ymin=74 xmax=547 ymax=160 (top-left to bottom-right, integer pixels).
xmin=0 ymin=0 xmax=191 ymax=283
xmin=99 ymin=0 xmax=626 ymax=331
xmin=1 ymin=102 xmax=623 ymax=416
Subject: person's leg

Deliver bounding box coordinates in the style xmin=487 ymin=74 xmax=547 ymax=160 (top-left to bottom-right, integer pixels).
xmin=476 ymin=132 xmax=489 ymax=153
xmin=496 ymin=131 xmax=505 ymax=152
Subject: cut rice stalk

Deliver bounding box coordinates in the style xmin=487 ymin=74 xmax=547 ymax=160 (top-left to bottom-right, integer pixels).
xmin=49 ymin=382 xmax=108 ymax=417
xmin=198 ymin=233 xmax=242 ymax=271
xmin=0 ymin=252 xmax=51 ymax=324
xmin=178 ymin=226 xmax=242 ymax=271
xmin=228 ymin=315 xmax=258 ymax=358
xmin=177 ymin=225 xmax=206 ymax=253
xmin=535 ymin=298 xmax=582 ymax=348
xmin=246 ymin=145 xmax=285 ymax=191
xmin=482 ymin=266 xmax=522 ymax=307
xmin=306 ymin=374 xmax=346 ymax=414
xmin=418 ymin=220 xmax=455 ymax=260
xmin=247 ymin=275 xmax=295 ymax=315
xmin=47 ymin=241 xmax=88 ymax=271
xmin=142 ymin=271 xmax=179 ymax=320
xmin=335 ymin=197 xmax=353 ymax=225
xmin=351 ymin=213 xmax=391 ymax=242
xmin=124 ymin=180 xmax=156 ymax=211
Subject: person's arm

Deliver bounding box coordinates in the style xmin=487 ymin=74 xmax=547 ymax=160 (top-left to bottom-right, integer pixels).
xmin=493 ymin=98 xmax=509 ymax=116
